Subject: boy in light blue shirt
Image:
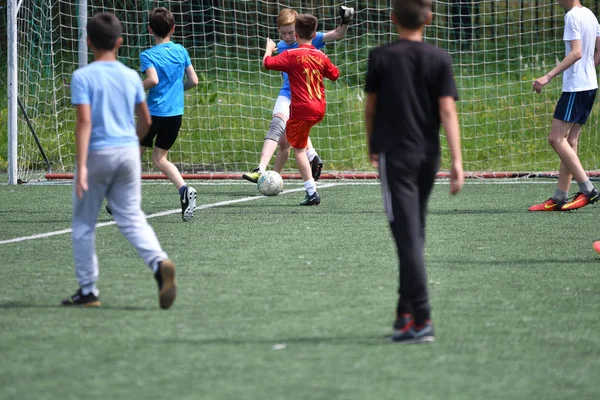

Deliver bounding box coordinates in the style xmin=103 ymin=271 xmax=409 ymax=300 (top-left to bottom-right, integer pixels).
xmin=139 ymin=7 xmax=199 ymax=222
xmin=63 ymin=12 xmax=176 ymax=309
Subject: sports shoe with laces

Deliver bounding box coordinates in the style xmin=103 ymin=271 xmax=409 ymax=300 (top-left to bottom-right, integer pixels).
xmin=242 ymin=168 xmax=262 ymax=183
xmin=528 ymin=197 xmax=567 ymax=211
xmin=393 ymin=313 xmax=413 ymax=332
xmin=391 ymin=319 xmax=435 ymax=344
xmin=299 ymin=191 xmax=321 ymax=206
xmin=154 ymin=259 xmax=176 ymax=309
xmin=310 ymin=155 xmax=324 ymax=181
xmin=560 ymin=188 xmax=599 ymax=211
xmin=61 ymin=288 xmax=101 ymax=307
xmin=180 ymin=187 xmax=197 ymax=222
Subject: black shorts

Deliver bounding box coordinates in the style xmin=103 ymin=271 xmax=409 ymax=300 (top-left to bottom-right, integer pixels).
xmin=553 ymin=90 xmax=597 ymax=124
xmin=140 ymin=115 xmax=183 ymax=150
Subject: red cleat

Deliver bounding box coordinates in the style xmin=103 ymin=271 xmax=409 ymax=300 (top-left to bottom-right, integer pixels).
xmin=560 ymin=189 xmax=599 ymax=211
xmin=528 ymin=198 xmax=566 ymax=211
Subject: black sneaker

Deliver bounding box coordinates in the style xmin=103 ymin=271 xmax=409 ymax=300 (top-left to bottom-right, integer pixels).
xmin=393 ymin=313 xmax=413 ymax=331
xmin=299 ymin=191 xmax=321 ymax=206
xmin=391 ymin=320 xmax=435 ymax=344
xmin=181 ymin=187 xmax=197 ymax=222
xmin=310 ymin=155 xmax=324 ymax=181
xmin=61 ymin=288 xmax=101 ymax=307
xmin=154 ymin=259 xmax=176 ymax=309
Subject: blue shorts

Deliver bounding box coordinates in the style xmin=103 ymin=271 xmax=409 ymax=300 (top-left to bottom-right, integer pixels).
xmin=553 ymin=89 xmax=597 ymax=124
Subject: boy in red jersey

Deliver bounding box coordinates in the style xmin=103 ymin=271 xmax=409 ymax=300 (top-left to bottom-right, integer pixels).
xmin=263 ymin=14 xmax=340 ymax=205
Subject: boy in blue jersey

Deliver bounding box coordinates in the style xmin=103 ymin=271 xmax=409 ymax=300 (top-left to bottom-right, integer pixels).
xmin=139 ymin=7 xmax=199 ymax=221
xmin=63 ymin=13 xmax=176 ymax=309
xmin=242 ymin=6 xmax=354 ymax=183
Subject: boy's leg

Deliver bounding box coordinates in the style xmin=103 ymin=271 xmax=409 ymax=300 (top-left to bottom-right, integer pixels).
xmin=293 ymin=147 xmax=313 ymax=182
xmin=294 ymin=146 xmax=320 ymax=206
xmin=273 ymin=130 xmax=291 ymax=173
xmin=379 ymin=152 xmax=435 ymax=342
xmin=243 ymin=96 xmax=290 ymax=182
xmin=151 ymin=116 xmax=197 ymax=221
xmin=108 ymin=147 xmax=168 ymax=269
xmin=530 ymin=90 xmax=597 ymax=211
xmin=65 ymin=151 xmax=112 ymax=306
xmin=107 ymin=147 xmax=176 ymax=308
xmin=305 ymin=137 xmax=324 ymax=181
xmin=287 ymin=119 xmax=320 ymax=205
xmin=243 ymin=114 xmax=286 ymax=183
xmin=548 ymin=119 xmax=598 ymax=210
xmin=555 ymin=123 xmax=582 ymax=195
xmin=152 ymin=147 xmax=185 ymax=189
xmin=548 ymin=119 xmax=588 ymax=184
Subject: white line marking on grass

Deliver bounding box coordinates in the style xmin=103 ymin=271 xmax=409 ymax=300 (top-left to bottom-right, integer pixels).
xmin=0 ymin=183 xmax=338 ymax=245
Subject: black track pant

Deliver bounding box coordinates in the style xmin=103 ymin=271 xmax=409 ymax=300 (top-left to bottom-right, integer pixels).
xmin=379 ymin=152 xmax=439 ymax=325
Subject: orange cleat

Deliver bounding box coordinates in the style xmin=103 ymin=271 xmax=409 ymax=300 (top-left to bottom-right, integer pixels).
xmin=561 ymin=189 xmax=599 ymax=211
xmin=528 ymin=198 xmax=567 ymax=211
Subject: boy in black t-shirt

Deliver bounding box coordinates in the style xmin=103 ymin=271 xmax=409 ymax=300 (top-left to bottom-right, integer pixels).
xmin=364 ymin=0 xmax=464 ymax=343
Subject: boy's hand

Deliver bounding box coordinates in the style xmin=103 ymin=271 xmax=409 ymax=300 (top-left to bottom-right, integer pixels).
xmin=449 ymin=162 xmax=464 ymax=195
xmin=533 ymin=74 xmax=551 ymax=93
xmin=339 ymin=6 xmax=355 ymax=25
xmin=265 ymin=38 xmax=276 ymax=53
xmin=76 ymin=166 xmax=89 ymax=199
xmin=369 ymin=153 xmax=379 ymax=169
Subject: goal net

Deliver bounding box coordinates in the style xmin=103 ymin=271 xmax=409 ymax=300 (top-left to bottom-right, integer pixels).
xmin=7 ymin=0 xmax=600 ymax=182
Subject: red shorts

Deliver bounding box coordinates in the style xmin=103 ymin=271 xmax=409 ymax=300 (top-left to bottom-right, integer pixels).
xmin=285 ymin=118 xmax=321 ymax=149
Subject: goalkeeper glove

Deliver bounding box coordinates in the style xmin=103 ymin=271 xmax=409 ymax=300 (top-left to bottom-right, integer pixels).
xmin=339 ymin=6 xmax=355 ymax=26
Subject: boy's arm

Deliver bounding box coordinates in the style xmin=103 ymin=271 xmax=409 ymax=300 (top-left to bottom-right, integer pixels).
xmin=142 ymin=67 xmax=159 ymax=90
xmin=263 ymin=38 xmax=288 ymax=71
xmin=74 ymin=104 xmax=92 ymax=199
xmin=439 ymin=97 xmax=463 ymax=195
xmin=322 ymin=6 xmax=354 ymax=42
xmin=323 ymin=57 xmax=340 ymax=81
xmin=534 ymin=15 xmax=582 ymax=93
xmin=364 ymin=93 xmax=378 ymax=167
xmin=135 ymin=101 xmax=152 ymax=140
xmin=364 ymin=49 xmax=380 ymax=167
xmin=533 ymin=39 xmax=582 ymax=93
xmin=184 ymin=65 xmax=199 ymax=91
xmin=437 ymin=53 xmax=463 ymax=194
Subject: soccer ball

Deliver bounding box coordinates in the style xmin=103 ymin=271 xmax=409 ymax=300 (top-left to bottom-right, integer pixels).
xmin=257 ymin=171 xmax=283 ymax=196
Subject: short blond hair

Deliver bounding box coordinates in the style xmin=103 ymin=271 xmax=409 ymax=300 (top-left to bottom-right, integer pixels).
xmin=277 ymin=8 xmax=298 ymax=28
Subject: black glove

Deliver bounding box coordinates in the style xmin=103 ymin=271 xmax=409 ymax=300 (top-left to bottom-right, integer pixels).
xmin=339 ymin=6 xmax=355 ymax=26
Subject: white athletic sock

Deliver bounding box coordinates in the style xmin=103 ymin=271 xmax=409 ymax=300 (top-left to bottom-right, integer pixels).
xmin=306 ymin=148 xmax=317 ymax=162
xmin=304 ymin=179 xmax=316 ymax=196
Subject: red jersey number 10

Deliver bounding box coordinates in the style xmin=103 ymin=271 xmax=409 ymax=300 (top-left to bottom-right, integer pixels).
xmin=303 ymin=68 xmax=323 ymax=100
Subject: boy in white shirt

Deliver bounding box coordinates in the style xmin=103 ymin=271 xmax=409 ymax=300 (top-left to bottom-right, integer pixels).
xmin=530 ymin=0 xmax=600 ymax=211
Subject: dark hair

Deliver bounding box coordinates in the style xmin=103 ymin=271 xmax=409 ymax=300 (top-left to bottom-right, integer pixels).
xmin=87 ymin=13 xmax=122 ymax=51
xmin=295 ymin=14 xmax=318 ymax=40
xmin=392 ymin=0 xmax=432 ymax=29
xmin=149 ymin=7 xmax=175 ymax=38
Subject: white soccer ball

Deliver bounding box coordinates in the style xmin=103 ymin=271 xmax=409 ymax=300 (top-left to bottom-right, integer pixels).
xmin=257 ymin=171 xmax=283 ymax=196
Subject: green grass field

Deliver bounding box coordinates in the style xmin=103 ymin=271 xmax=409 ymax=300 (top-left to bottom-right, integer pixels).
xmin=1 ymin=179 xmax=600 ymax=400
